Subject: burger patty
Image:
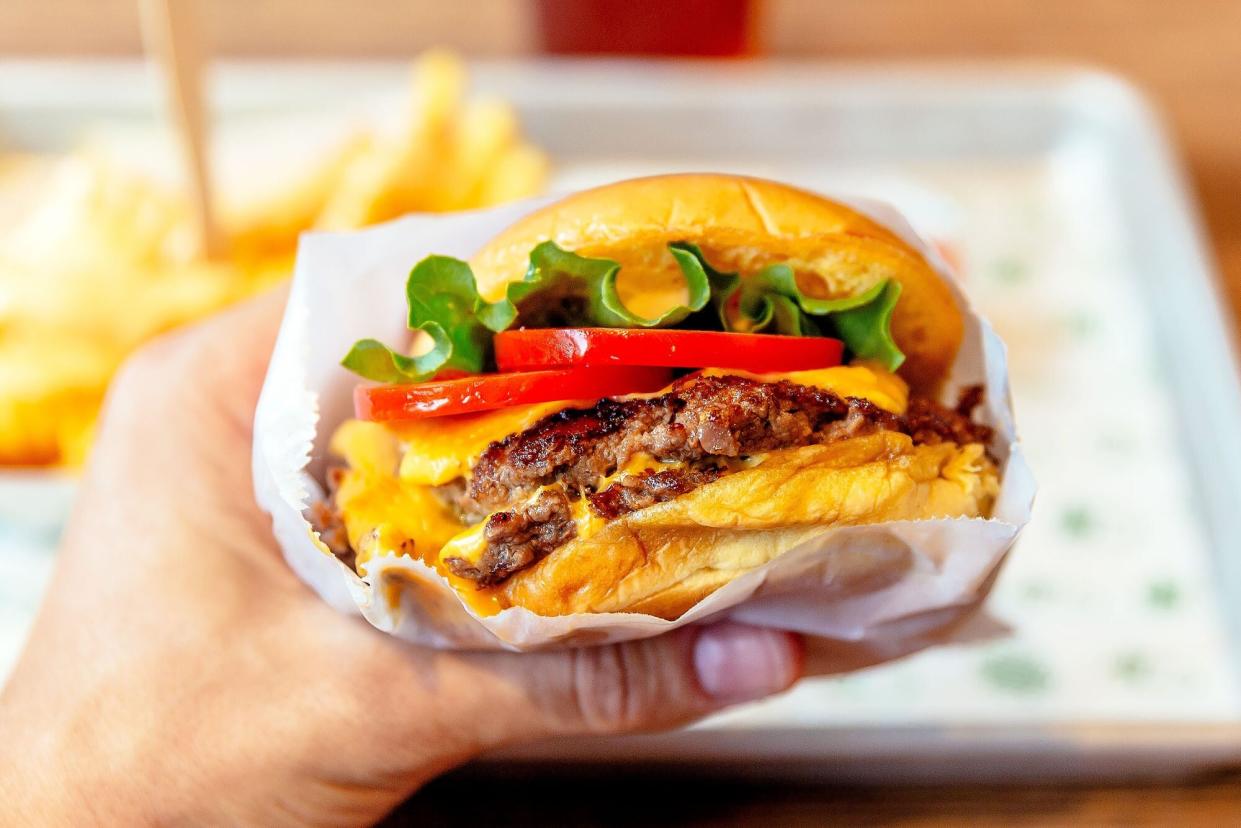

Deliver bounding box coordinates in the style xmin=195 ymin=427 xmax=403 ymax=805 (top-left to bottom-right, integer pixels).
xmin=463 ymin=374 xmax=991 ymax=520
xmin=324 ymin=375 xmax=991 ymax=589
xmin=443 ymin=489 xmax=577 ymax=587
xmin=587 ymin=464 xmax=727 ymax=520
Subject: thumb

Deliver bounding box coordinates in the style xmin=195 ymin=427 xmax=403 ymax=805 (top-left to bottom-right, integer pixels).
xmin=470 ymin=622 xmax=803 ymax=742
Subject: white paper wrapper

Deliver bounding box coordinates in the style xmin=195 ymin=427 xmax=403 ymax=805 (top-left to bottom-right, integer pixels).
xmin=252 ymin=193 xmax=1035 ymax=652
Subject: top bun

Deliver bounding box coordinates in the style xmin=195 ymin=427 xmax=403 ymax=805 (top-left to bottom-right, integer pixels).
xmin=470 ymin=173 xmax=962 ymax=391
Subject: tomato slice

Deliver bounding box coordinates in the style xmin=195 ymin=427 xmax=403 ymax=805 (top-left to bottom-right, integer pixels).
xmin=494 ymin=328 xmax=843 ymax=373
xmin=355 ymin=366 xmax=673 ymax=421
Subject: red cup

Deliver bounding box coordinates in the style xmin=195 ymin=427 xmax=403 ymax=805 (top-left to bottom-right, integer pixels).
xmin=535 ymin=0 xmax=758 ymax=57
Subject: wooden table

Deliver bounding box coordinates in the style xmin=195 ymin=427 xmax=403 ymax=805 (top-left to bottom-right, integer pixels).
xmin=6 ymin=1 xmax=1241 ymax=822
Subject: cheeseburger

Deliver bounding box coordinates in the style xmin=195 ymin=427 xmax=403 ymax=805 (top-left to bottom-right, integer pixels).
xmin=312 ymin=174 xmax=998 ymax=619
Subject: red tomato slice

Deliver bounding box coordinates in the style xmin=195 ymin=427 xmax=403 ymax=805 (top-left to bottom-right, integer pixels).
xmin=355 ymin=366 xmax=673 ymax=421
xmin=494 ymin=328 xmax=843 ymax=373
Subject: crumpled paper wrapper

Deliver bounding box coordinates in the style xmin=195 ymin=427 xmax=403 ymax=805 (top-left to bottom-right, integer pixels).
xmin=252 ymin=193 xmax=1035 ymax=652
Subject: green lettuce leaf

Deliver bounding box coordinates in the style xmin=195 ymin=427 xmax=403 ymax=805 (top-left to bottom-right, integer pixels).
xmin=341 ymin=240 xmax=907 ymax=382
xmin=667 ymin=241 xmax=738 ymax=327
xmin=729 ymin=264 xmax=885 ymax=334
xmin=342 ymin=243 xmax=713 ymax=382
xmin=508 ymin=241 xmax=711 ymax=328
xmin=669 ymin=244 xmax=905 ymax=371
xmin=832 ymin=279 xmax=905 ymax=371
xmin=341 ymin=255 xmax=501 ymax=383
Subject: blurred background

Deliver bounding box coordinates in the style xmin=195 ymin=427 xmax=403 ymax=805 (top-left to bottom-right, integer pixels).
xmin=3 ymin=0 xmax=1241 ymax=821
xmin=4 ymin=0 xmax=1239 ymax=307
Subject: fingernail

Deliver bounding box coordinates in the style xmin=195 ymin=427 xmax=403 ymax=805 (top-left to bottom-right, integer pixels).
xmin=693 ymin=622 xmax=803 ymax=702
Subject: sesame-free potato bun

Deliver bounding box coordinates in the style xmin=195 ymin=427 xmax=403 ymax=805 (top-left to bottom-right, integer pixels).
xmin=469 ymin=173 xmax=963 ymax=392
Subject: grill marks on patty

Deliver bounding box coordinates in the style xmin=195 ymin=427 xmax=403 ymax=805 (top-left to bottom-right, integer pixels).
xmin=463 ymin=374 xmax=989 ymax=520
xmin=904 ymin=390 xmax=990 ymax=447
xmin=465 ymin=374 xmax=886 ymax=517
xmin=443 ymin=488 xmax=576 ymax=587
xmin=587 ymin=463 xmax=728 ymax=520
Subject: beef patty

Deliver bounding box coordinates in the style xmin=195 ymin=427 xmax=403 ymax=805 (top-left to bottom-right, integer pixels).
xmin=443 ymin=488 xmax=577 ymax=587
xmin=587 ymin=464 xmax=728 ymax=520
xmin=464 ymin=374 xmax=990 ymax=519
xmin=327 ymin=375 xmax=991 ymax=588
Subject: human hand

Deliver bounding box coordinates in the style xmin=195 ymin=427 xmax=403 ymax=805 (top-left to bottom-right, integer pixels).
xmin=0 ymin=288 xmax=803 ymax=826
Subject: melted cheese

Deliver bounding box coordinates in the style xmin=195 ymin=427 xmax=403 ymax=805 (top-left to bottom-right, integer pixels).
xmin=328 ymin=419 xmax=465 ymax=573
xmin=569 ymin=495 xmax=608 ymax=539
xmin=700 ymin=363 xmax=909 ymax=414
xmin=436 ymin=486 xmax=609 ymax=573
xmin=330 ymin=419 xmax=401 ymax=474
xmin=438 ymin=521 xmax=487 ymax=568
xmin=428 ymin=523 xmax=506 ymax=617
xmin=392 ymin=400 xmax=581 ymax=485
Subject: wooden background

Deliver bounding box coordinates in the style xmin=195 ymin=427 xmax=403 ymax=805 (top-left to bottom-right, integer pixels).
xmin=5 ymin=1 xmax=1241 ymax=823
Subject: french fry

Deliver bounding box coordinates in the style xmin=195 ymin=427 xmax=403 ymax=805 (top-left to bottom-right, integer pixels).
xmin=226 ymin=132 xmax=372 ymax=261
xmin=0 ymin=51 xmax=548 ymax=466
xmin=476 ymin=143 xmax=551 ymax=207
xmin=443 ymin=98 xmax=520 ymax=209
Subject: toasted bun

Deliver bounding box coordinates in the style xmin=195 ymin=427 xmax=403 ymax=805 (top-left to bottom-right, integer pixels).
xmin=493 ymin=431 xmax=998 ymax=618
xmin=470 ymin=173 xmax=963 ymax=391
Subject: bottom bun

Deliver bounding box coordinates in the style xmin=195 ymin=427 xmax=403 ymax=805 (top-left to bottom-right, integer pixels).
xmin=494 ymin=431 xmax=999 ymax=618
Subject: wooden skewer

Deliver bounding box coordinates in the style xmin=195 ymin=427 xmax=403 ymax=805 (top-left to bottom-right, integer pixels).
xmin=139 ymin=0 xmax=225 ymax=260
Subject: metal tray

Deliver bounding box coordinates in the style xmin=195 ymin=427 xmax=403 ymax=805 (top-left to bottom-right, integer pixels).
xmin=3 ymin=60 xmax=1240 ymax=781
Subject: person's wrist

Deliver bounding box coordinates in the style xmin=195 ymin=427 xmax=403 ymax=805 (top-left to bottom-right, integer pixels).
xmin=0 ymin=696 xmax=194 ymax=827
xmin=0 ymin=709 xmax=90 ymax=827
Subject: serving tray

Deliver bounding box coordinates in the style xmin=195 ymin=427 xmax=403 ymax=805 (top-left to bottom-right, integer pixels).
xmin=3 ymin=59 xmax=1240 ymax=781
